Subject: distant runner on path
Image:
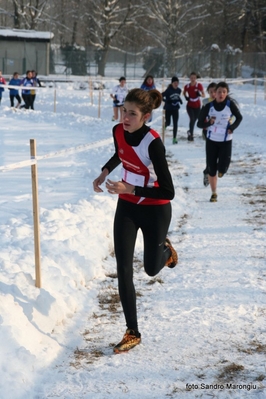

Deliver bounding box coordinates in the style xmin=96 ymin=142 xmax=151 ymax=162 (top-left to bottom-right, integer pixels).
xmin=183 ymin=72 xmax=205 ymax=141
xmin=197 ymin=81 xmax=243 ymax=202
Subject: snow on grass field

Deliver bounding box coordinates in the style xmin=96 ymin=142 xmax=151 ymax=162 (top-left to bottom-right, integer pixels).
xmin=0 ymin=79 xmax=265 ymax=398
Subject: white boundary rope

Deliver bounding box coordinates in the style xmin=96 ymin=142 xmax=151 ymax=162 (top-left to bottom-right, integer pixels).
xmin=0 ymin=137 xmax=113 ymax=173
xmin=3 ymin=77 xmax=266 ymax=90
xmin=35 ymin=137 xmax=113 ymax=161
xmin=5 ymin=84 xmax=49 ymax=91
xmin=0 ymin=158 xmax=37 ymax=172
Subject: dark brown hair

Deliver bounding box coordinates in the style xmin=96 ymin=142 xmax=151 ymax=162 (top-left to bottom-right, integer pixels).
xmin=125 ymin=88 xmax=162 ymax=114
xmin=142 ymin=75 xmax=154 ymax=85
xmin=216 ymin=81 xmax=239 ymax=106
xmin=216 ymin=81 xmax=229 ymax=92
xmin=207 ymin=82 xmax=217 ymax=92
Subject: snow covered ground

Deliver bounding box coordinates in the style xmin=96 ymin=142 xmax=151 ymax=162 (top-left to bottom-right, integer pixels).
xmin=0 ymin=79 xmax=265 ymax=399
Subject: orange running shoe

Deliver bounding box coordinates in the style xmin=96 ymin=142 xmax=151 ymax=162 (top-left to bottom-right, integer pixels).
xmin=113 ymin=329 xmax=141 ymax=353
xmin=165 ymin=237 xmax=178 ymax=268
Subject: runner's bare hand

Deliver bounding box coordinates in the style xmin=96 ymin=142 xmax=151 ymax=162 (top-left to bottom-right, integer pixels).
xmin=93 ymin=169 xmax=109 ymax=192
xmin=106 ymin=179 xmax=134 ymax=195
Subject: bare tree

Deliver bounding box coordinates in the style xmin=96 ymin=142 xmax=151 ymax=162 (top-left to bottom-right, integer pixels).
xmin=239 ymin=0 xmax=266 ymax=52
xmin=11 ymin=0 xmax=50 ymax=30
xmin=199 ymin=0 xmax=266 ymax=52
xmin=146 ymin=0 xmax=211 ymax=76
xmin=84 ymin=0 xmax=147 ymax=76
xmin=1 ymin=0 xmax=265 ymax=76
xmin=42 ymin=0 xmax=77 ymax=46
xmin=0 ymin=0 xmax=13 ymax=27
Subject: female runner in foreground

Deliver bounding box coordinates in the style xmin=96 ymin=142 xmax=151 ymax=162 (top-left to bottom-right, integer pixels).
xmin=93 ymin=88 xmax=178 ymax=353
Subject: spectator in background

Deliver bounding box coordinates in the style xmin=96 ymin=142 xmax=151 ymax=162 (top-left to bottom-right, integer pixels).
xmin=31 ymin=70 xmax=42 ymax=110
xmin=0 ymin=70 xmax=7 ymax=105
xmin=8 ymin=72 xmax=22 ymax=108
xmin=140 ymin=75 xmax=156 ymax=91
xmin=140 ymin=75 xmax=156 ymax=123
xmin=110 ymin=77 xmax=128 ymax=122
xmin=20 ymin=70 xmax=34 ymax=110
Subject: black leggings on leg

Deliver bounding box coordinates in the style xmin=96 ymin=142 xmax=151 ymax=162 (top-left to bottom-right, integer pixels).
xmin=10 ymin=94 xmax=21 ymax=107
xmin=21 ymin=94 xmax=33 ymax=109
xmin=165 ymin=109 xmax=179 ymax=139
xmin=114 ymin=199 xmax=172 ymax=332
xmin=206 ymin=138 xmax=232 ymax=176
xmin=186 ymin=106 xmax=200 ymax=136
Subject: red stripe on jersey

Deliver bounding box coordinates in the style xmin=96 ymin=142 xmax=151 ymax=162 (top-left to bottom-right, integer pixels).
xmin=114 ymin=124 xmax=169 ymax=205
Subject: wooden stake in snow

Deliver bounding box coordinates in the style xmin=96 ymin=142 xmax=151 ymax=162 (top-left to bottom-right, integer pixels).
xmin=89 ymin=77 xmax=93 ymax=105
xmin=30 ymin=139 xmax=42 ymax=288
xmin=54 ymin=84 xmax=57 ymax=113
xmin=161 ymin=79 xmax=165 ymax=143
xmin=254 ymin=75 xmax=257 ymax=105
xmin=98 ymin=89 xmax=102 ymax=118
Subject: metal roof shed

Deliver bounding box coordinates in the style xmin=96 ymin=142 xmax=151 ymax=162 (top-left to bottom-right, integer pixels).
xmin=0 ymin=29 xmax=54 ymax=76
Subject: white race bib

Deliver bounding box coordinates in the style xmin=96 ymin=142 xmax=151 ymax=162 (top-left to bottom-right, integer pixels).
xmin=209 ymin=125 xmax=226 ymax=135
xmin=121 ymin=168 xmax=145 ymax=187
xmin=215 ymin=127 xmax=227 ymax=134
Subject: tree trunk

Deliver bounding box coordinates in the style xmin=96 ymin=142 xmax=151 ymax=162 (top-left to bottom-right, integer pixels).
xmin=240 ymin=9 xmax=251 ymax=51
xmin=72 ymin=20 xmax=78 ymax=46
xmin=13 ymin=1 xmax=20 ymax=28
xmin=97 ymin=49 xmax=109 ymax=76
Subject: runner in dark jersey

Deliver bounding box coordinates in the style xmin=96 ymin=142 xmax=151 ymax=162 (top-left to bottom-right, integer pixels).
xmin=162 ymin=76 xmax=183 ymax=144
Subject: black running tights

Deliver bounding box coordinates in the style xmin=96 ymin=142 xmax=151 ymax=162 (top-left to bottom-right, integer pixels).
xmin=21 ymin=94 xmax=33 ymax=109
xmin=186 ymin=105 xmax=200 ymax=135
xmin=10 ymin=94 xmax=21 ymax=107
xmin=165 ymin=109 xmax=179 ymax=139
xmin=206 ymin=138 xmax=232 ymax=176
xmin=114 ymin=199 xmax=172 ymax=332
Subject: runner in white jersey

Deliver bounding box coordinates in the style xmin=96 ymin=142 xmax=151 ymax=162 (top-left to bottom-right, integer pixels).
xmin=197 ymin=81 xmax=243 ymax=202
xmin=110 ymin=76 xmax=128 ymax=122
xmin=202 ymin=82 xmax=217 ymax=187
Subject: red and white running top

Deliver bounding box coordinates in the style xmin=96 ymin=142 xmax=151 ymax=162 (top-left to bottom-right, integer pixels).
xmin=114 ymin=124 xmax=170 ymax=205
xmin=184 ymin=82 xmax=204 ymax=108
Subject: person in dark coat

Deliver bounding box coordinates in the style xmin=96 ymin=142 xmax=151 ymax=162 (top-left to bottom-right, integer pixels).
xmin=162 ymin=76 xmax=183 ymax=144
xmin=8 ymin=72 xmax=22 ymax=108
